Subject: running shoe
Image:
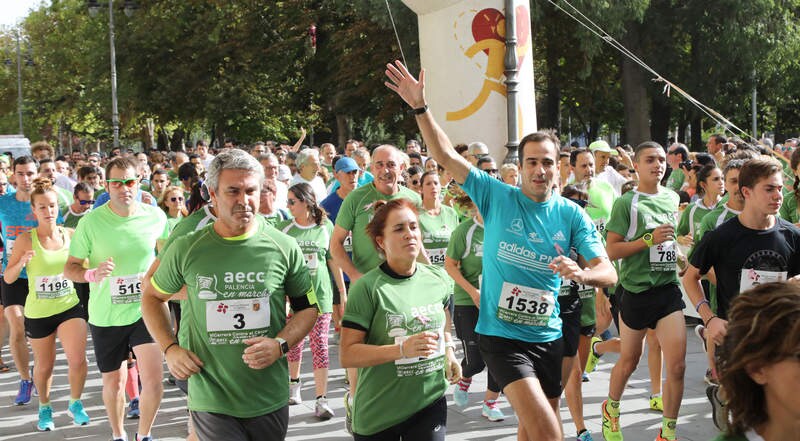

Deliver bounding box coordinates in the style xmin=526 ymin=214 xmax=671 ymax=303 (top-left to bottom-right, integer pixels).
xmin=344 ymin=391 xmax=353 ymax=434
xmin=649 ymin=395 xmax=663 ymax=412
xmin=601 ymin=400 xmax=623 ymax=441
xmin=585 ymin=336 xmax=603 ymax=374
xmin=706 ymin=384 xmax=728 ymax=431
xmin=14 ymin=379 xmax=33 ymax=405
xmin=693 ymin=325 xmax=707 ymax=353
xmin=654 ymin=428 xmax=673 ymax=441
xmin=68 ymin=399 xmax=91 ymax=425
xmin=582 ymin=372 xmax=590 ymax=382
xmin=37 ymin=405 xmax=55 ymax=431
xmin=453 ymin=379 xmax=471 ymax=407
xmin=577 ymin=429 xmax=594 ymax=441
xmin=703 ymin=368 xmax=718 ymax=386
xmin=481 ymin=400 xmax=505 ymax=422
xmin=135 ymin=433 xmax=153 ymax=441
xmin=315 ymin=397 xmax=334 ymax=420
xmin=127 ymin=397 xmax=140 ymax=419
xmin=288 ymin=381 xmax=302 ymax=405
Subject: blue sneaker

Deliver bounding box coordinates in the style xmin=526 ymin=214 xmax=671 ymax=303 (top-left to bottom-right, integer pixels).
xmin=15 ymin=379 xmax=33 ymax=405
xmin=68 ymin=399 xmax=91 ymax=425
xmin=577 ymin=429 xmax=594 ymax=441
xmin=135 ymin=433 xmax=153 ymax=441
xmin=127 ymin=397 xmax=140 ymax=419
xmin=453 ymin=379 xmax=471 ymax=407
xmin=37 ymin=405 xmax=55 ymax=431
xmin=481 ymin=400 xmax=506 ymax=422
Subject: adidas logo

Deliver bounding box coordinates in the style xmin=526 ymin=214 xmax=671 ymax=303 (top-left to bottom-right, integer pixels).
xmin=552 ymin=230 xmax=566 ymax=241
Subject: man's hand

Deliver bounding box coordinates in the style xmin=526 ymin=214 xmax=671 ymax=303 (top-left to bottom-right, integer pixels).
xmin=652 ymin=224 xmax=675 ymax=244
xmin=141 ymin=192 xmax=154 ymax=205
xmin=548 ymin=255 xmax=584 ymax=282
xmin=468 ymin=287 xmax=481 ymax=309
xmin=165 ymin=345 xmax=204 ymax=380
xmin=242 ymin=337 xmax=283 ymax=369
xmin=385 ymin=61 xmax=426 ymax=109
xmin=706 ymin=316 xmax=728 ymax=346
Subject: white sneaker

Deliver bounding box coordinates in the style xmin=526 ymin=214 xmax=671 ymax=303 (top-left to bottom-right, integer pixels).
xmin=315 ymin=397 xmax=334 ymax=420
xmin=288 ymin=381 xmax=302 ymax=405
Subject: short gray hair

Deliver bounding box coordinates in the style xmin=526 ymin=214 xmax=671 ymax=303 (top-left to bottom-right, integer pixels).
xmin=296 ymin=148 xmax=320 ymax=169
xmin=206 ymin=148 xmax=264 ymax=192
xmin=468 ymin=141 xmax=488 ymax=155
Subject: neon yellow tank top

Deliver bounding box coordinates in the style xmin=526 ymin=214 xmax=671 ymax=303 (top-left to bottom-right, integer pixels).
xmin=25 ymin=228 xmax=79 ymax=319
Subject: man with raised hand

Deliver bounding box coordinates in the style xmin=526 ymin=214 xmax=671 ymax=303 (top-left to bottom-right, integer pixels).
xmin=142 ymin=149 xmax=318 ymax=441
xmin=385 ymin=60 xmax=616 ymax=441
xmin=65 ymin=157 xmax=168 ymax=441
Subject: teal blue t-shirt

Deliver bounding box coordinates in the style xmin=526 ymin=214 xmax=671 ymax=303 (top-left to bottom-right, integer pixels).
xmin=460 ymin=168 xmax=607 ymax=343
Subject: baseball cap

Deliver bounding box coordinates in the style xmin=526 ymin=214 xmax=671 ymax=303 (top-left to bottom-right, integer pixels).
xmin=588 ymin=140 xmax=618 ymax=156
xmin=334 ymin=157 xmax=360 ymax=173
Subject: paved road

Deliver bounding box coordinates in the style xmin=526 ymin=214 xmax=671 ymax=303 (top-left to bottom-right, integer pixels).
xmin=0 ymin=326 xmax=719 ymax=440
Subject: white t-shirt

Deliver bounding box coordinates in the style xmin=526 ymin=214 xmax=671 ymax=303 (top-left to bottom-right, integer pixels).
xmin=200 ymin=154 xmax=215 ymax=170
xmin=273 ymin=180 xmax=288 ymax=210
xmin=290 ymin=174 xmax=328 ymax=205
xmin=596 ymin=166 xmax=628 ymax=196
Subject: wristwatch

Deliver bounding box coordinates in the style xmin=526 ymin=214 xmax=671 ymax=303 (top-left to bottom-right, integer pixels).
xmin=275 ymin=337 xmax=289 ymax=356
xmin=642 ymin=232 xmax=654 ymax=248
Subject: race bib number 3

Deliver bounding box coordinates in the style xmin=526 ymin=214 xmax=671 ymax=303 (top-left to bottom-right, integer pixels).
xmin=110 ymin=274 xmax=143 ymax=304
xmin=35 ymin=274 xmax=72 ymax=300
xmin=206 ymin=298 xmax=270 ymax=345
xmin=649 ymin=241 xmax=677 ymax=272
xmin=497 ymin=282 xmax=555 ymax=326
xmin=427 ymin=248 xmax=446 ymax=266
xmin=740 ymin=268 xmax=786 ymax=292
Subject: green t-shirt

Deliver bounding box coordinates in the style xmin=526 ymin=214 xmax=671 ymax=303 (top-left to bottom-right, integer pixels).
xmin=152 ymin=220 xmax=316 ymax=418
xmin=160 ymin=205 xmax=216 ymax=256
xmin=61 ymin=207 xmax=90 ymax=229
xmin=343 ymin=263 xmax=452 ymax=436
xmin=666 ymin=168 xmax=685 ymax=192
xmin=278 ymin=219 xmax=334 ymax=314
xmin=335 ymin=183 xmax=421 ymax=274
xmin=418 ymin=205 xmax=460 ymax=266
xmin=167 ymin=169 xmax=180 ymax=186
xmin=167 ymin=215 xmax=182 ymax=233
xmin=54 ymin=185 xmax=72 ymax=214
xmin=69 ymin=203 xmax=168 ymax=327
xmin=695 ymin=203 xmax=741 ymax=245
xmin=779 ymin=188 xmax=799 ymax=224
xmin=24 ymin=228 xmax=79 ymax=319
xmin=586 ymin=179 xmax=616 ymax=234
xmin=605 ymin=187 xmax=680 ymax=293
xmin=446 ymin=217 xmax=484 ymax=306
xmin=677 ymin=198 xmax=717 ymax=239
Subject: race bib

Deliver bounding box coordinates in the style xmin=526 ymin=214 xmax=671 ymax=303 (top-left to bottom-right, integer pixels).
xmin=393 ymin=327 xmax=445 ymax=377
xmin=497 ymin=282 xmax=555 ymax=326
xmin=593 ymin=218 xmax=606 ymax=234
xmin=577 ymin=283 xmax=595 ymax=300
xmin=427 ymin=248 xmax=446 ymax=266
xmin=206 ymin=298 xmax=270 ymax=345
xmin=34 ymin=274 xmax=72 ymax=300
xmin=649 ymin=240 xmax=677 ymax=272
xmin=303 ymin=252 xmax=319 ymax=270
xmin=110 ymin=273 xmax=143 ymax=304
xmin=343 ymin=233 xmax=353 ymax=253
xmin=740 ymin=268 xmax=786 ymax=292
xmin=5 ymin=238 xmax=15 ymax=257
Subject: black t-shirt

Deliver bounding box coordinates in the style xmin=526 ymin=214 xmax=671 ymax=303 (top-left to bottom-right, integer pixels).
xmin=690 ymin=216 xmax=800 ymax=319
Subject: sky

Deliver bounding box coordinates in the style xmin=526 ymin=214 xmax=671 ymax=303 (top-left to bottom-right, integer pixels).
xmin=0 ymin=0 xmax=49 ymax=28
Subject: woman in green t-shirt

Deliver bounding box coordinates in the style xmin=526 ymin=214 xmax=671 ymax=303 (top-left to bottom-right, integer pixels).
xmin=3 ymin=178 xmax=90 ymax=431
xmin=340 ymin=198 xmax=461 ymax=440
xmin=280 ymin=183 xmax=345 ymax=420
xmin=418 ymin=171 xmax=460 ymax=267
xmin=157 ymin=186 xmax=187 ymax=232
xmin=677 ymin=165 xmax=723 ymax=249
xmin=709 ymin=282 xmax=800 ymax=441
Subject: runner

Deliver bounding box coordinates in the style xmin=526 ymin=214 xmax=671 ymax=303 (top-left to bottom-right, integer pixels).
xmin=142 ymin=149 xmax=318 ymax=441
xmin=385 ymin=60 xmax=616 ymax=441
xmin=340 ymin=198 xmax=461 ymax=440
xmin=676 ymin=165 xmax=723 ymax=249
xmin=258 ymin=179 xmax=290 ymax=226
xmin=65 ymin=157 xmax=169 ymax=441
xmin=278 ymin=183 xmax=345 ymax=420
xmin=444 ymin=194 xmax=506 ymax=421
xmin=683 ymin=157 xmax=800 ymax=431
xmin=418 ymin=171 xmax=459 ymax=267
xmin=3 ymin=177 xmax=90 ymax=431
xmin=0 ymin=156 xmax=43 ymax=405
xmin=602 ymin=141 xmax=685 ymax=441
xmin=158 ymin=186 xmax=188 ymax=232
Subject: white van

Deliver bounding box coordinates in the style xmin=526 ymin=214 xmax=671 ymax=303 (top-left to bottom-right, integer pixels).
xmin=0 ymin=135 xmax=31 ymax=160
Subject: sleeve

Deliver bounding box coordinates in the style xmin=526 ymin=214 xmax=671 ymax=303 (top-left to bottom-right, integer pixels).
xmin=780 ymin=194 xmax=798 ymax=224
xmin=92 ymin=192 xmax=109 ymax=209
xmin=335 ymin=191 xmax=357 ymax=231
xmin=604 ymin=196 xmax=631 ymax=238
xmin=151 ymin=237 xmax=186 ymax=296
xmin=283 ymin=238 xmax=318 ymax=312
xmin=572 ymin=208 xmax=607 ymax=261
xmin=446 ymin=222 xmax=467 ymax=260
xmin=325 ymin=221 xmax=334 ymax=260
xmin=460 ymin=167 xmax=497 ymax=219
xmin=342 ymin=276 xmax=375 ymax=330
xmin=689 ymin=229 xmax=716 ymax=275
xmin=676 ymin=205 xmax=692 ymax=236
xmin=68 ymin=216 xmax=91 ymax=260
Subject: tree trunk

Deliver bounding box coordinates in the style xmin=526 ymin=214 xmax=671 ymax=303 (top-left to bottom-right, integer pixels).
xmin=650 ymin=93 xmax=671 ymax=147
xmin=620 ymin=24 xmax=651 ymax=146
xmin=691 ymin=116 xmax=702 ymax=150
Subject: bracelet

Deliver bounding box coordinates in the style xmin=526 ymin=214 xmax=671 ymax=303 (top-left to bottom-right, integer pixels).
xmin=704 ymin=315 xmax=719 ymax=328
xmin=398 ymin=341 xmax=406 ymax=359
xmin=408 ymin=104 xmax=429 ymax=115
xmin=163 ymin=341 xmax=179 ymax=355
xmin=694 ymin=299 xmax=710 ymax=313
xmin=84 ymin=268 xmax=97 ymax=283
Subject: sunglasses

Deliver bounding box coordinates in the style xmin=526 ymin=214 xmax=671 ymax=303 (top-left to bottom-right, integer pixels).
xmin=484 ymin=168 xmax=499 ymax=174
xmin=78 ymin=199 xmax=95 ymax=205
xmin=106 ymin=178 xmax=138 ymax=189
xmin=471 ymin=153 xmax=488 ymax=159
xmin=411 ymin=179 xmax=420 ymax=186
xmin=170 ymin=196 xmax=185 ymax=202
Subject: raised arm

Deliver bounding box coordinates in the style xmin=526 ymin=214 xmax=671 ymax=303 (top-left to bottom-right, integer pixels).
xmin=384 ymin=61 xmax=471 ymax=185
